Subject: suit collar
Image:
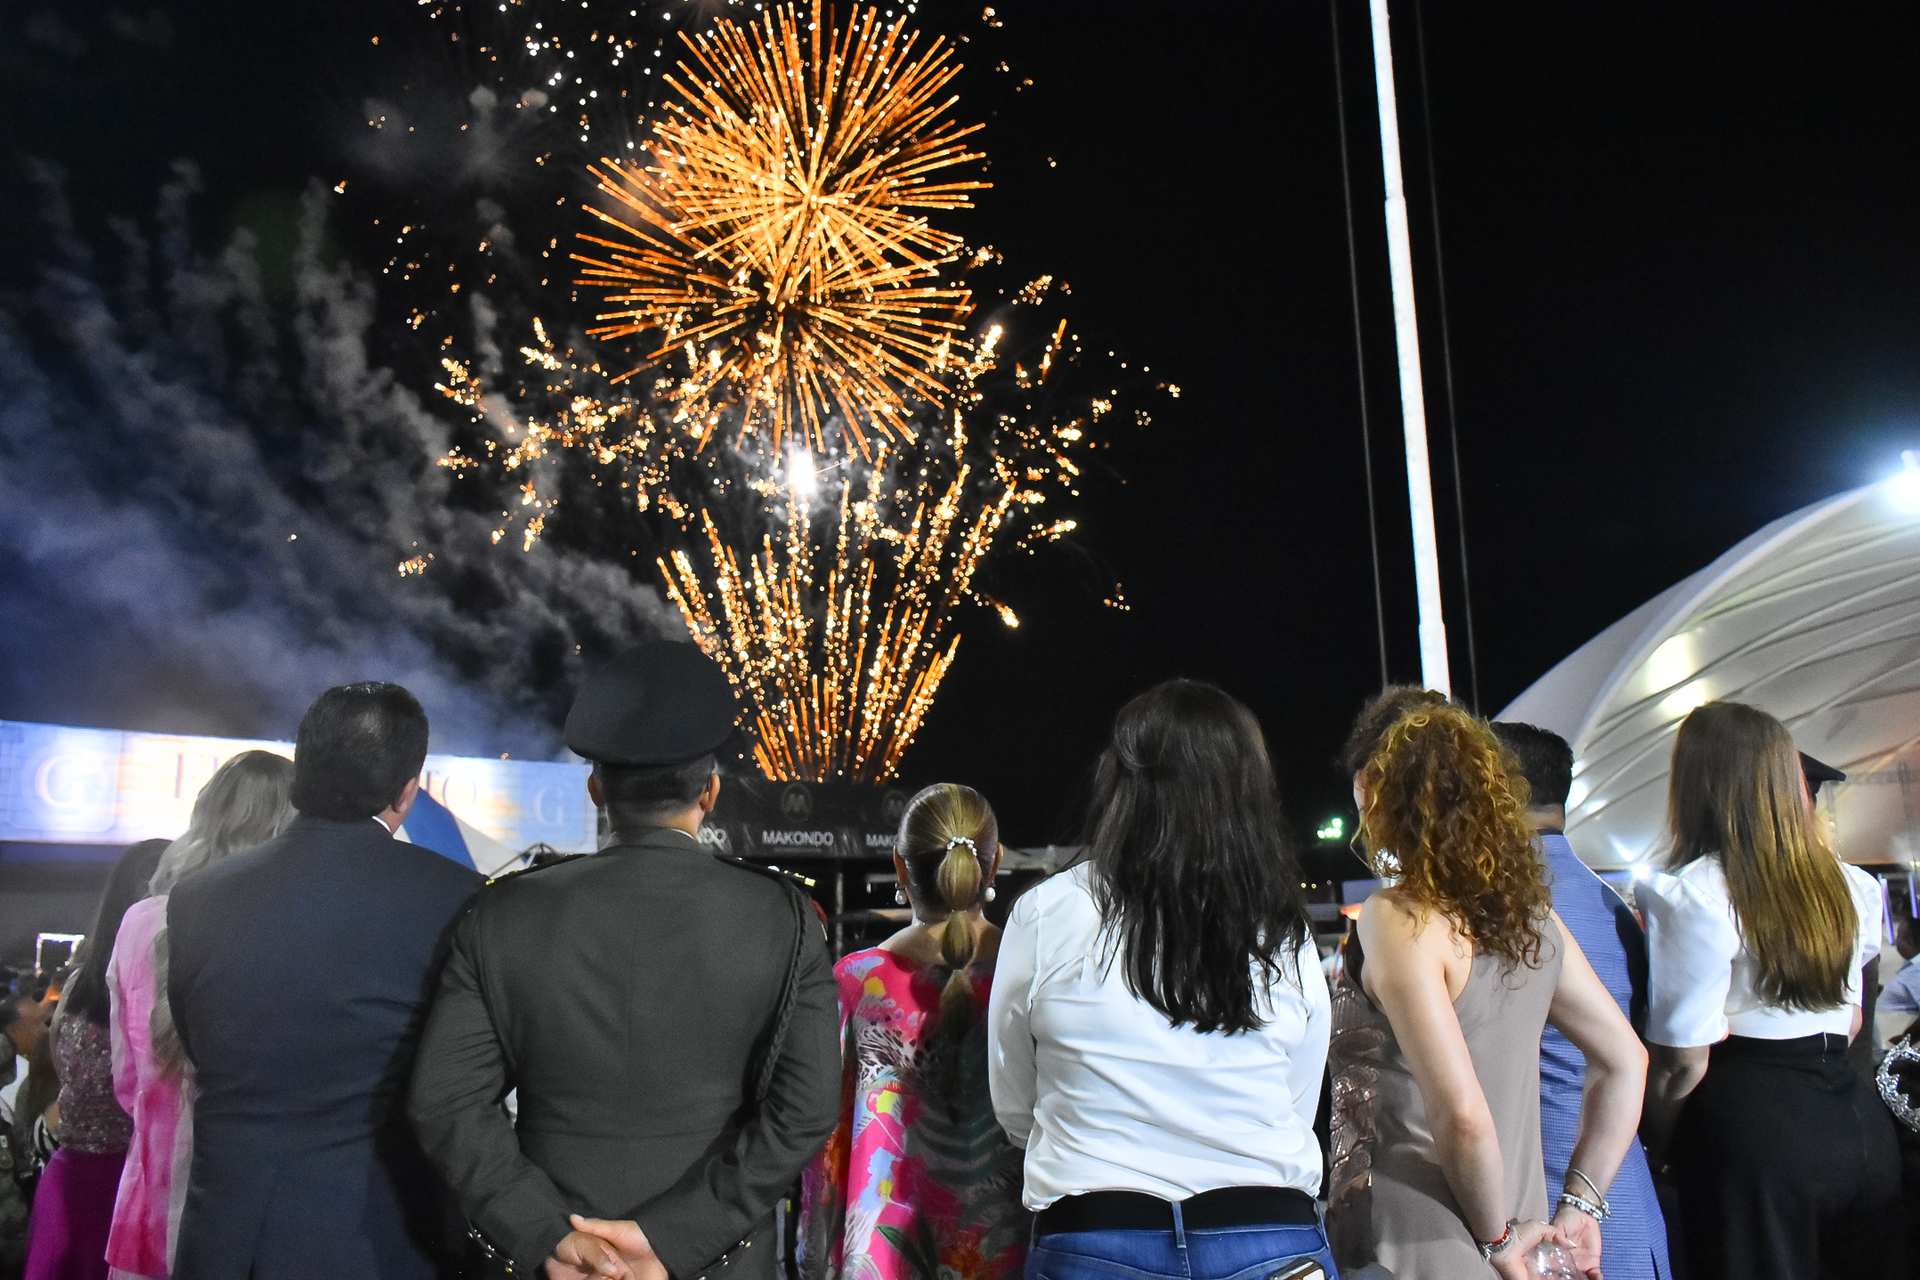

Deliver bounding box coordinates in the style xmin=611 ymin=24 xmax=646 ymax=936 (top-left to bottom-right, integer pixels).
xmin=290 ymin=811 xmax=393 ymax=836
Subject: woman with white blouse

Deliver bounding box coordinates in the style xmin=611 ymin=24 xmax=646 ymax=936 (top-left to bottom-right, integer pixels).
xmin=987 ymin=680 xmax=1337 ymax=1280
xmin=1640 ymin=701 xmax=1901 ymax=1279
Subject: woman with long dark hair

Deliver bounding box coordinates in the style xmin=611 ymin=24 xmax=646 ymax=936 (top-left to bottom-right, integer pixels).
xmin=1640 ymin=702 xmax=1900 ymax=1278
xmin=106 ymin=749 xmax=294 ymax=1280
xmin=799 ymin=783 xmax=1026 ymax=1280
xmin=1326 ymin=704 xmax=1645 ymax=1280
xmin=988 ymin=680 xmax=1336 ymax=1280
xmin=21 ymin=838 xmax=164 ymax=1280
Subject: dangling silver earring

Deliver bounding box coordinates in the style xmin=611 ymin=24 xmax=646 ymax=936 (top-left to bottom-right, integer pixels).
xmin=984 ymin=886 xmax=996 ymax=902
xmin=894 ymin=887 xmax=906 ymax=905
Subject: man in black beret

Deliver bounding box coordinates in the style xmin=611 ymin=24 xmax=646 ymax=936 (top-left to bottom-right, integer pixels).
xmin=409 ymin=642 xmax=840 ymax=1280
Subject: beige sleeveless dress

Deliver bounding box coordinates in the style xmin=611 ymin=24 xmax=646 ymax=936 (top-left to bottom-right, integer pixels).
xmin=1327 ymin=930 xmax=1563 ymax=1279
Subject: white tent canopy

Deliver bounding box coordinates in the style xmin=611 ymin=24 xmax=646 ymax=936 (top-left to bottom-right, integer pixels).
xmin=1496 ymin=471 xmax=1920 ymax=871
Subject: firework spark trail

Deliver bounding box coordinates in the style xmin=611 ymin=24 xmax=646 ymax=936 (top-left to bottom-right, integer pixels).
xmin=571 ymin=0 xmax=986 ymax=456
xmin=661 ymin=455 xmax=974 ymax=782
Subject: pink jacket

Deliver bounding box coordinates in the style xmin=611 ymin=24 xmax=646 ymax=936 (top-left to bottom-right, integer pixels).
xmin=105 ymin=896 xmax=192 ymax=1280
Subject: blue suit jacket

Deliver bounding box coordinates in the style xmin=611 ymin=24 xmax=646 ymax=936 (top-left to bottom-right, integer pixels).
xmin=1538 ymin=833 xmax=1671 ymax=1280
xmin=169 ymin=813 xmax=482 ymax=1279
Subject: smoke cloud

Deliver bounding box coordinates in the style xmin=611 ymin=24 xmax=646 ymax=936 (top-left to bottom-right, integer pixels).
xmin=0 ymin=160 xmax=683 ymax=757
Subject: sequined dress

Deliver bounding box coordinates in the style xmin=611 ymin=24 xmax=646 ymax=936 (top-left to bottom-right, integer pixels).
xmin=54 ymin=1015 xmax=133 ymax=1155
xmin=23 ymin=1012 xmax=133 ymax=1280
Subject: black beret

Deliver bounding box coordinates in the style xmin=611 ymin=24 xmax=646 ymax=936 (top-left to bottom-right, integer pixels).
xmin=1799 ymin=751 xmax=1846 ymax=796
xmin=565 ymin=641 xmax=739 ymax=766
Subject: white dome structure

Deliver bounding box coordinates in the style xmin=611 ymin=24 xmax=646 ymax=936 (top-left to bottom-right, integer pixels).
xmin=1496 ymin=462 xmax=1920 ymax=871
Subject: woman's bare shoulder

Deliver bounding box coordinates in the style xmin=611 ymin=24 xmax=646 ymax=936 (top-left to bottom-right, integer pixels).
xmin=1359 ymin=888 xmax=1470 ymax=959
xmin=1357 ymin=887 xmax=1428 ymax=949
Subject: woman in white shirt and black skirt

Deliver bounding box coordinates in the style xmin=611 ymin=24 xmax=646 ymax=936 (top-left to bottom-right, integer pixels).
xmin=1640 ymin=700 xmax=1902 ymax=1278
xmin=987 ymin=679 xmax=1337 ymax=1280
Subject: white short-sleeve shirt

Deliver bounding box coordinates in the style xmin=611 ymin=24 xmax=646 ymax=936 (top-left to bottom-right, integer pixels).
xmin=1641 ymin=856 xmax=1884 ymax=1047
xmin=985 ymin=862 xmax=1330 ymax=1210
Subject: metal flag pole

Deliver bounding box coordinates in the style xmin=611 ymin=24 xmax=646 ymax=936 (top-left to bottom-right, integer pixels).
xmin=1367 ymin=0 xmax=1452 ymax=694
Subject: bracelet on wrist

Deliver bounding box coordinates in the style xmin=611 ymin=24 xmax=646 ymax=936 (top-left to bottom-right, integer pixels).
xmin=1557 ymin=1191 xmax=1607 ymax=1223
xmin=1476 ymin=1219 xmax=1519 ymax=1260
xmin=1565 ymin=1167 xmax=1611 ymax=1214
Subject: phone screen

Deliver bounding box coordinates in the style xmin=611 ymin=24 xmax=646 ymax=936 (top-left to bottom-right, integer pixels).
xmin=35 ymin=933 xmax=84 ymax=976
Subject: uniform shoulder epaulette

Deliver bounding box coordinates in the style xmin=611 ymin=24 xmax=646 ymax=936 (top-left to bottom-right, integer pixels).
xmin=715 ymin=856 xmax=817 ymax=892
xmin=483 ymin=854 xmax=584 ymax=887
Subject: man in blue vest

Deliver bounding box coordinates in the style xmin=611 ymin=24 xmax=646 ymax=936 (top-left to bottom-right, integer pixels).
xmin=1492 ymin=721 xmax=1672 ymax=1280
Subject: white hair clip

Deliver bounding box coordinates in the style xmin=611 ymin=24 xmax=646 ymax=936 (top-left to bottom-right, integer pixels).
xmin=945 ymin=835 xmax=978 ymax=854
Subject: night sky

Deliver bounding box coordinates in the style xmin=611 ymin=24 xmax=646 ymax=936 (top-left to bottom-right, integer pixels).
xmin=3 ymin=0 xmax=1917 ymax=846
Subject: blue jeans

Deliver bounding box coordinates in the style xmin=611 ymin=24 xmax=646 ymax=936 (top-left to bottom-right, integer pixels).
xmin=1025 ymin=1207 xmax=1340 ymax=1280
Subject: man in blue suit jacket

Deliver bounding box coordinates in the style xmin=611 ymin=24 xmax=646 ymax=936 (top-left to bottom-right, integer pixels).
xmin=1493 ymin=721 xmax=1672 ymax=1280
xmin=169 ymin=682 xmax=482 ymax=1279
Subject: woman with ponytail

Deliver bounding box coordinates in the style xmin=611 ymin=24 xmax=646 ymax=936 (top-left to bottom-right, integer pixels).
xmin=1640 ymin=702 xmax=1900 ymax=1278
xmin=989 ymin=680 xmax=1338 ymax=1280
xmin=798 ymin=784 xmax=1027 ymax=1280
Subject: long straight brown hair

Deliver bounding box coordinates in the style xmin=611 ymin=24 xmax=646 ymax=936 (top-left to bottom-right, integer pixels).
xmin=1666 ymin=701 xmax=1855 ymax=1011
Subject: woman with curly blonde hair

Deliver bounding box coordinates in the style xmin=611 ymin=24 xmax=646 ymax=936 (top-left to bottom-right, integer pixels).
xmin=1326 ymin=700 xmax=1646 ymax=1280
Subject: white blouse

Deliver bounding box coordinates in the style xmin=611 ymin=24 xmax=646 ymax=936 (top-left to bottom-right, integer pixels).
xmin=1641 ymin=855 xmax=1884 ymax=1047
xmin=986 ymin=863 xmax=1330 ymax=1210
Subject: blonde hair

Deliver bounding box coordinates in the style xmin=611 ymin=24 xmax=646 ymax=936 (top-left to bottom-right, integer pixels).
xmin=1667 ymin=702 xmax=1854 ymax=1011
xmin=897 ymin=783 xmax=997 ymax=1092
xmin=151 ymin=751 xmax=296 ymax=895
xmin=151 ymin=750 xmax=296 ymax=1070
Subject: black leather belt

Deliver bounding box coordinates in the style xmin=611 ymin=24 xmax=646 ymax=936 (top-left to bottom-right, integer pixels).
xmin=1036 ymin=1187 xmax=1318 ymax=1236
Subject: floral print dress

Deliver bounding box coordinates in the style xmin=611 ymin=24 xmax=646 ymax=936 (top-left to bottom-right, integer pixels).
xmin=799 ymin=948 xmax=1028 ymax=1280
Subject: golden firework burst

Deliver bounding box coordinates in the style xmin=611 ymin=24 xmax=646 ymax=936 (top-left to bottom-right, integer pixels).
xmin=662 ymin=420 xmax=1007 ymax=783
xmin=426 ymin=4 xmax=1156 ymax=783
xmin=572 ymin=0 xmax=988 ymax=458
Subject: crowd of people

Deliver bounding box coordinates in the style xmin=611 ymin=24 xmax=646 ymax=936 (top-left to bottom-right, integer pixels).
xmin=0 ymin=638 xmax=1909 ymax=1280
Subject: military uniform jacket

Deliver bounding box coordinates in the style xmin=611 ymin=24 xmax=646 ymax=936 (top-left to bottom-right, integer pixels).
xmin=408 ymin=825 xmax=840 ymax=1277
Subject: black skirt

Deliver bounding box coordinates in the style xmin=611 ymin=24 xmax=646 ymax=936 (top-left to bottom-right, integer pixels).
xmin=1670 ymin=1032 xmax=1903 ymax=1280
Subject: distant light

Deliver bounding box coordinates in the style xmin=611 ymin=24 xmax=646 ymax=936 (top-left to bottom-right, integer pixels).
xmin=1630 ymin=863 xmax=1650 ymax=880
xmin=1658 ymin=678 xmax=1714 ymax=721
xmin=788 ymin=449 xmax=817 ymax=498
xmin=1643 ymin=631 xmax=1698 ymax=694
xmin=1315 ymin=816 xmax=1345 ymax=842
xmin=1891 ymin=450 xmax=1920 ymax=513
